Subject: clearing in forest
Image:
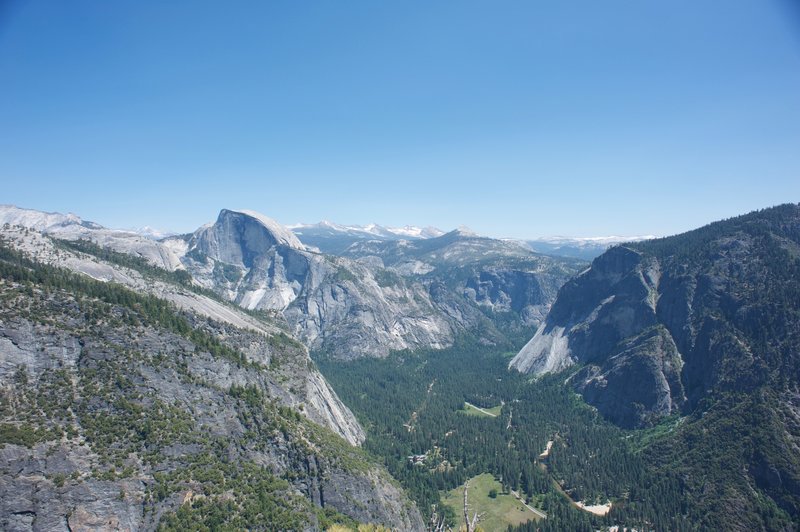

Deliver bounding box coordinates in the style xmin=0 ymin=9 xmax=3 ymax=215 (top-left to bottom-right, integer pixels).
xmin=441 ymin=473 xmax=542 ymax=530
xmin=462 ymin=401 xmax=502 ymax=417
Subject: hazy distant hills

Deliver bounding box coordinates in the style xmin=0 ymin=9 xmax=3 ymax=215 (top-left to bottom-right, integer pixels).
xmin=525 ymin=235 xmax=657 ymax=260
xmin=287 ymin=216 xmax=654 ymax=260
xmin=288 ymin=220 xmax=445 ymax=254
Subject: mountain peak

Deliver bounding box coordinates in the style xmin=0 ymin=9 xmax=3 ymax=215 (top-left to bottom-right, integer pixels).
xmin=0 ymin=204 xmax=98 ymax=232
xmin=454 ymin=225 xmax=478 ymax=237
xmin=287 ymin=219 xmax=445 ymax=254
xmin=437 ymin=226 xmax=479 ymax=240
xmin=222 ymin=209 xmax=305 ymax=250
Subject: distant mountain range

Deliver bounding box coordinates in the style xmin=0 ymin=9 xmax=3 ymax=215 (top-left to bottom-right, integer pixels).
xmin=289 ymin=220 xmax=445 ymax=240
xmin=0 ymin=204 xmax=584 ymax=358
xmin=0 ymin=206 xmax=651 ymax=261
xmin=524 ymin=235 xmax=657 ymax=260
xmin=287 ymin=221 xmax=445 ymax=254
xmin=287 ymin=217 xmax=654 ymax=260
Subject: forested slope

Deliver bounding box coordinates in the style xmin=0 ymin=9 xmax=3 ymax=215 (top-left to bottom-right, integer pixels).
xmin=0 ymin=236 xmax=423 ymax=531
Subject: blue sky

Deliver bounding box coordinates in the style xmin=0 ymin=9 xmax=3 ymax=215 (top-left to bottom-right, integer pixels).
xmin=1 ymin=1 xmax=799 ymax=238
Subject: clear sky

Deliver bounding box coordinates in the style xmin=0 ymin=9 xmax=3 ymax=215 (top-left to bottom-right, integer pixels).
xmin=1 ymin=1 xmax=799 ymax=239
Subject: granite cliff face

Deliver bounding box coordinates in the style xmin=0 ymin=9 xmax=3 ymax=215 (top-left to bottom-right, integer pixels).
xmin=509 ymin=205 xmax=800 ymax=525
xmin=173 ymin=210 xmax=584 ymax=358
xmin=0 ymin=226 xmax=423 ymax=530
xmin=0 ymin=224 xmax=363 ymax=446
xmin=171 ymin=209 xmax=455 ymax=358
xmin=183 ymin=209 xmax=309 ymax=310
xmin=511 ymin=204 xmax=800 ymax=429
xmin=341 ymin=229 xmax=585 ymax=340
xmin=3 ymin=206 xmax=583 ymax=359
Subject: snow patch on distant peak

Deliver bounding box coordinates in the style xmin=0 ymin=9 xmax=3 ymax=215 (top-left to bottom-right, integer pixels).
xmin=289 ymin=220 xmax=444 ymax=240
xmin=532 ymin=235 xmax=657 ymax=246
xmin=457 ymin=225 xmax=477 ymax=235
xmin=385 ymin=225 xmax=445 ymax=239
xmin=447 ymin=226 xmax=478 ymax=238
xmin=128 ymin=226 xmax=177 ymax=240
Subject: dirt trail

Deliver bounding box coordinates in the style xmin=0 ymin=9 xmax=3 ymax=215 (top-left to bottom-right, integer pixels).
xmin=539 ymin=440 xmax=553 ymax=458
xmin=404 ymin=379 xmax=437 ymax=431
xmin=464 ymin=401 xmax=498 ymax=417
xmin=537 ymin=437 xmax=612 ymax=516
xmin=575 ymin=501 xmax=612 ymax=516
xmin=510 ymin=489 xmax=547 ymax=519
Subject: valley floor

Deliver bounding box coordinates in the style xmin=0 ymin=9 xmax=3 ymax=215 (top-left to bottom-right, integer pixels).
xmin=316 ymin=341 xmax=696 ymax=531
xmin=441 ymin=473 xmax=543 ymax=530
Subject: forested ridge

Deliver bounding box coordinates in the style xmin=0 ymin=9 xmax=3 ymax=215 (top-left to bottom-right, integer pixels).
xmin=0 ymin=240 xmax=419 ymax=530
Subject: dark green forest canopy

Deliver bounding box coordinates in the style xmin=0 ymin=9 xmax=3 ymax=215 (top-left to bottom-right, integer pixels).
xmin=317 ymin=342 xmax=710 ymax=531
xmin=320 ymin=338 xmax=799 ymax=530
